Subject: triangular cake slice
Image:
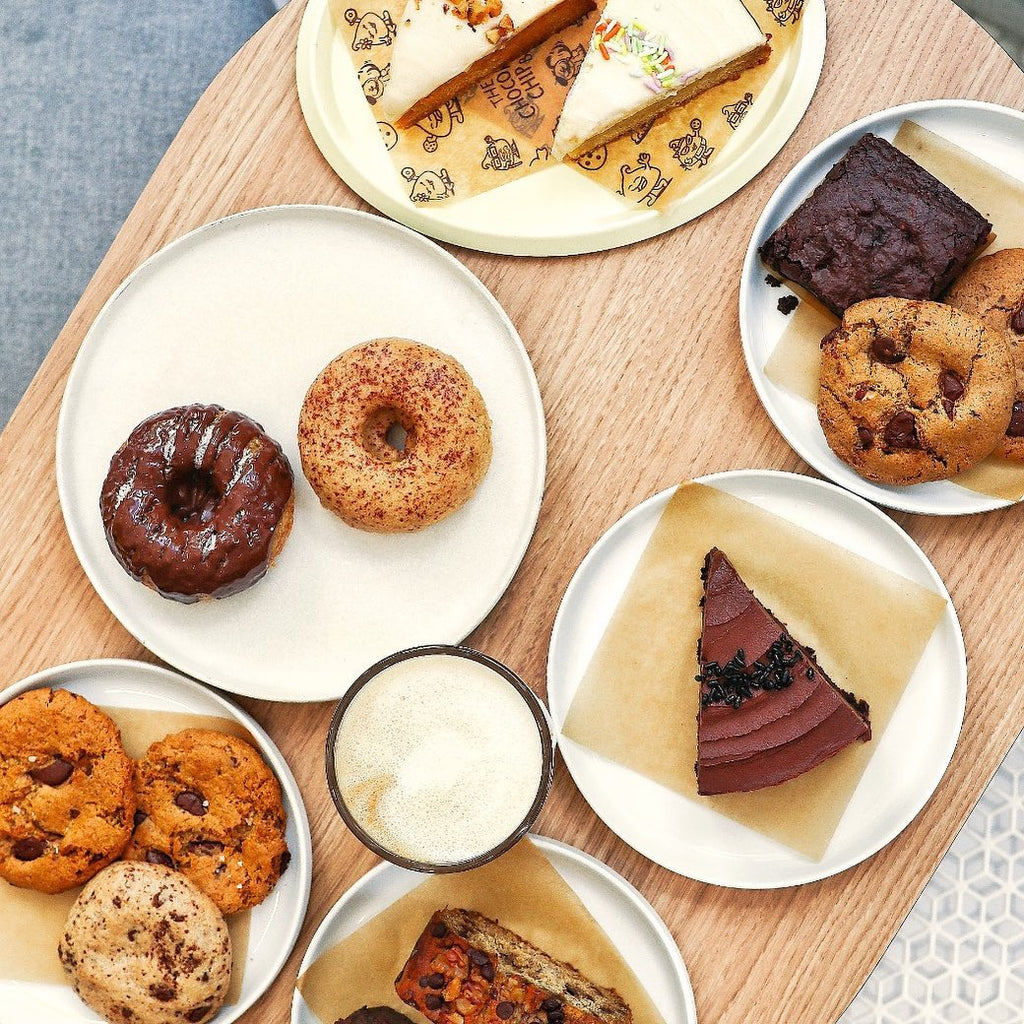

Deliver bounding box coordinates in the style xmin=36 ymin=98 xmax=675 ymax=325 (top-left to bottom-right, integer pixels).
xmin=384 ymin=0 xmax=597 ymax=129
xmin=551 ymin=0 xmax=771 ymax=160
xmin=696 ymin=548 xmax=871 ymax=796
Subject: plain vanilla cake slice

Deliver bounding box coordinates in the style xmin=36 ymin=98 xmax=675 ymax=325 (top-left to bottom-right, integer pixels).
xmin=384 ymin=0 xmax=597 ymax=129
xmin=551 ymin=0 xmax=770 ymax=160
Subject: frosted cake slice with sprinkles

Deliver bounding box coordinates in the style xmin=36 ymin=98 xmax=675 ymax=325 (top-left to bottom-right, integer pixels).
xmin=551 ymin=0 xmax=770 ymax=160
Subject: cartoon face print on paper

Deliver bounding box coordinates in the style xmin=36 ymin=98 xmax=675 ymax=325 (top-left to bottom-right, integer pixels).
xmin=377 ymin=122 xmax=399 ymax=150
xmin=765 ymin=0 xmax=804 ymax=25
xmin=722 ymin=93 xmax=754 ymax=130
xmin=402 ymin=166 xmax=456 ymax=202
xmin=357 ymin=61 xmax=390 ymax=104
xmin=413 ymin=99 xmax=465 ymax=153
xmin=530 ymin=146 xmax=551 ymax=166
xmin=481 ymin=135 xmax=523 ymax=172
xmin=617 ymin=153 xmax=672 ymax=207
xmin=669 ymin=119 xmax=715 ymax=170
xmin=574 ymin=145 xmax=607 ymax=172
xmin=346 ymin=8 xmax=396 ymax=50
xmin=544 ymin=40 xmax=587 ymax=88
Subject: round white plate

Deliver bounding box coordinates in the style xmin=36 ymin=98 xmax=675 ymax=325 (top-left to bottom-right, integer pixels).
xmin=290 ymin=835 xmax=697 ymax=1024
xmin=740 ymin=99 xmax=1024 ymax=516
xmin=0 ymin=659 xmax=312 ymax=1024
xmin=547 ymin=470 xmax=967 ymax=888
xmin=57 ymin=205 xmax=546 ymax=702
xmin=295 ymin=0 xmax=826 ymax=256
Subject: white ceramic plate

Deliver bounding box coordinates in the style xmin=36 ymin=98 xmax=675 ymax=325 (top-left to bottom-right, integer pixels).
xmin=57 ymin=205 xmax=546 ymax=702
xmin=547 ymin=470 xmax=966 ymax=888
xmin=0 ymin=659 xmax=312 ymax=1024
xmin=740 ymin=99 xmax=1024 ymax=516
xmin=290 ymin=835 xmax=697 ymax=1024
xmin=295 ymin=0 xmax=826 ymax=256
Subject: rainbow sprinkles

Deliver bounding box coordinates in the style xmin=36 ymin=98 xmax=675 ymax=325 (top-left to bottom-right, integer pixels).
xmin=592 ymin=18 xmax=698 ymax=94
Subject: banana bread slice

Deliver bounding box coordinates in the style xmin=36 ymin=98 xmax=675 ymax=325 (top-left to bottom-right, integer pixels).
xmin=395 ymin=908 xmax=632 ymax=1024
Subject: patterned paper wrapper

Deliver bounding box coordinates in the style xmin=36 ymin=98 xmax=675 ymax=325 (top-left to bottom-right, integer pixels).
xmin=329 ymin=0 xmax=807 ymax=207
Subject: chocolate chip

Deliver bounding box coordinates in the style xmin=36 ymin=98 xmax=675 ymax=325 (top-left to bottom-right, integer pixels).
xmin=939 ymin=369 xmax=965 ymax=418
xmin=854 ymin=383 xmax=870 ymax=401
xmin=133 ymin=810 xmax=147 ymax=829
xmin=145 ymin=849 xmax=175 ymax=869
xmin=188 ymin=839 xmax=224 ymax=857
xmin=186 ymin=1008 xmax=212 ymax=1023
xmin=149 ymin=984 xmax=176 ymax=1002
xmin=549 ymin=1013 xmax=564 ymax=1024
xmin=174 ymin=790 xmax=206 ymax=816
xmin=69 ymin=808 xmax=80 ymax=819
xmin=430 ymin=922 xmax=448 ymax=939
xmin=1010 ymin=301 xmax=1024 ymax=335
xmin=857 ymin=426 xmax=874 ymax=449
xmin=541 ymin=999 xmax=562 ymax=1012
xmin=424 ymin=994 xmax=444 ymax=1011
xmin=884 ymin=410 xmax=920 ymax=449
xmin=1008 ymin=400 xmax=1024 ymax=438
xmin=496 ymin=1003 xmax=515 ymax=1020
xmin=469 ymin=948 xmax=490 ymax=966
xmin=418 ymin=976 xmax=431 ymax=989
xmin=820 ymin=326 xmax=844 ymax=350
xmin=426 ymin=973 xmax=445 ymax=989
xmin=480 ymin=962 xmax=495 ymax=982
xmin=29 ymin=758 xmax=73 ymax=787
xmin=12 ymin=837 xmax=45 ymax=861
xmin=777 ymin=295 xmax=799 ymax=315
xmin=275 ymin=849 xmax=291 ymax=875
xmin=871 ymin=335 xmax=906 ymax=364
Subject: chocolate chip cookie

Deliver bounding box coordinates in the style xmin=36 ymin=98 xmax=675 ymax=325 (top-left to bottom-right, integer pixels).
xmin=124 ymin=728 xmax=289 ymax=915
xmin=946 ymin=248 xmax=1024 ymax=460
xmin=818 ymin=298 xmax=1014 ymax=485
xmin=59 ymin=861 xmax=231 ymax=1024
xmin=0 ymin=687 xmax=135 ymax=893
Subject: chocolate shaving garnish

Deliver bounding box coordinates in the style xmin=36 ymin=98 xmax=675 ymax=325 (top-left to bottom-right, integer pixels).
xmin=698 ymin=634 xmax=802 ymax=708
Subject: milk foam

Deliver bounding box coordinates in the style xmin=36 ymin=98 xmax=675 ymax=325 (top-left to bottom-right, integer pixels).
xmin=334 ymin=654 xmax=544 ymax=865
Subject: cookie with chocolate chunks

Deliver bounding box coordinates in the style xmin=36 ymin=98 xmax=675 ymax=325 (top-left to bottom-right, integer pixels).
xmin=0 ymin=687 xmax=135 ymax=893
xmin=818 ymin=298 xmax=1014 ymax=485
xmin=947 ymin=248 xmax=1024 ymax=460
xmin=123 ymin=728 xmax=289 ymax=915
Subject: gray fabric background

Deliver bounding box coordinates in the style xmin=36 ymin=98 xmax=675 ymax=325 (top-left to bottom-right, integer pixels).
xmin=0 ymin=0 xmax=1020 ymax=426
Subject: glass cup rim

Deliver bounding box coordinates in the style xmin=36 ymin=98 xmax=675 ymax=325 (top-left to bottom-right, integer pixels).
xmin=325 ymin=643 xmax=555 ymax=873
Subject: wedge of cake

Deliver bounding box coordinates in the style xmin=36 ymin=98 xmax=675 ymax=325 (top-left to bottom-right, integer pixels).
xmin=396 ymin=908 xmax=632 ymax=1024
xmin=551 ymin=0 xmax=771 ymax=160
xmin=384 ymin=0 xmax=597 ymax=129
xmin=695 ymin=548 xmax=871 ymax=796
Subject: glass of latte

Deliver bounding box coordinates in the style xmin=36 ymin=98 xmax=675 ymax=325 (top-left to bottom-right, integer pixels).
xmin=326 ymin=645 xmax=555 ymax=872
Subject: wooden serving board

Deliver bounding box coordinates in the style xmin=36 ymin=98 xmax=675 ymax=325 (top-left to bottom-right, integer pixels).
xmin=1 ymin=1 xmax=1022 ymax=1021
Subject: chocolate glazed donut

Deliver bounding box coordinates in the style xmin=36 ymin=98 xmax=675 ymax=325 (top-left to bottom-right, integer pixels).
xmin=100 ymin=405 xmax=294 ymax=602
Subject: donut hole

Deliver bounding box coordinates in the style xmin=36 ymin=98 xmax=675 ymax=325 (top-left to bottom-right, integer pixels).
xmin=165 ymin=468 xmax=222 ymax=525
xmin=361 ymin=407 xmax=415 ymax=463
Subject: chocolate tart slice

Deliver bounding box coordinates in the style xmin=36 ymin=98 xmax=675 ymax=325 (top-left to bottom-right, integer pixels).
xmin=696 ymin=548 xmax=871 ymax=796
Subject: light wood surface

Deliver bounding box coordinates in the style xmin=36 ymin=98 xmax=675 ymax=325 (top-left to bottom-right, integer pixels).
xmin=1 ymin=1 xmax=1022 ymax=1021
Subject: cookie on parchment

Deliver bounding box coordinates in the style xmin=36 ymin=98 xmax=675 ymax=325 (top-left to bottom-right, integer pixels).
xmin=946 ymin=248 xmax=1024 ymax=460
xmin=0 ymin=687 xmax=135 ymax=893
xmin=58 ymin=861 xmax=231 ymax=1024
xmin=124 ymin=728 xmax=289 ymax=915
xmin=818 ymin=298 xmax=1014 ymax=485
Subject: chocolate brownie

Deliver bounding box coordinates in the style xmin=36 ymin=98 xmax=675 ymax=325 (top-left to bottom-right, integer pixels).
xmin=947 ymin=248 xmax=1024 ymax=459
xmin=759 ymin=133 xmax=992 ymax=316
xmin=0 ymin=688 xmax=135 ymax=893
xmin=124 ymin=728 xmax=289 ymax=915
xmin=818 ymin=298 xmax=1013 ymax=485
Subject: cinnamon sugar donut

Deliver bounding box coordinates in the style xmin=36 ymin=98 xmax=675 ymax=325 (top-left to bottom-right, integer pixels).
xmin=298 ymin=339 xmax=492 ymax=533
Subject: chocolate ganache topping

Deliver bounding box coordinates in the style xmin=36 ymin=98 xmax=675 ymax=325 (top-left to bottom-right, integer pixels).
xmin=695 ymin=549 xmax=871 ymax=796
xmin=99 ymin=404 xmax=293 ymax=603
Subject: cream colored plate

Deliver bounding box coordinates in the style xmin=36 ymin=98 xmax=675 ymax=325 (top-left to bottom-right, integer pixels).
xmin=295 ymin=0 xmax=826 ymax=256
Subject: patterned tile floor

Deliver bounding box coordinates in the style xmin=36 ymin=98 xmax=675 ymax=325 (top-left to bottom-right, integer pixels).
xmin=840 ymin=734 xmax=1024 ymax=1022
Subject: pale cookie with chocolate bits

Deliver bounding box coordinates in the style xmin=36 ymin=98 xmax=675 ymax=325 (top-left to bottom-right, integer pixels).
xmin=0 ymin=687 xmax=135 ymax=893
xmin=124 ymin=728 xmax=289 ymax=915
xmin=946 ymin=248 xmax=1024 ymax=460
xmin=58 ymin=861 xmax=231 ymax=1024
xmin=818 ymin=298 xmax=1014 ymax=485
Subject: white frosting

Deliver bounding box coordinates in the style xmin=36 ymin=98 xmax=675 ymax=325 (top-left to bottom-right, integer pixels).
xmin=333 ymin=654 xmax=544 ymax=865
xmin=384 ymin=0 xmax=570 ymax=122
xmin=551 ymin=0 xmax=766 ymax=158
